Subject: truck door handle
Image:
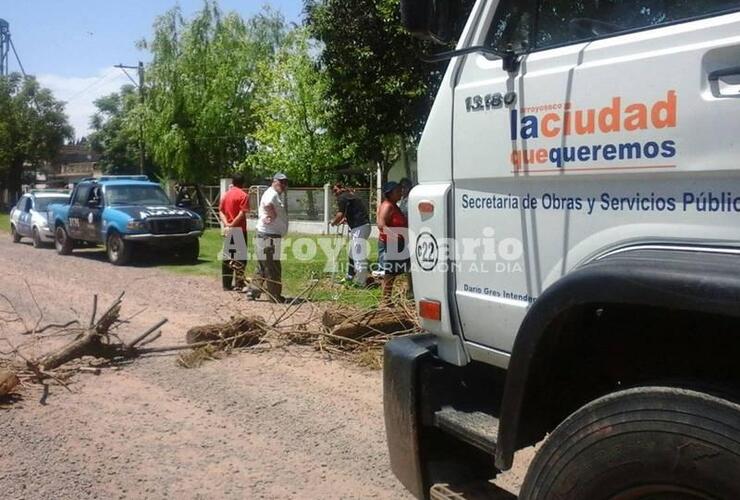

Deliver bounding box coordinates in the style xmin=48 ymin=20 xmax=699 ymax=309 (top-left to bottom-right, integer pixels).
xmin=708 ymin=66 xmax=740 ymax=81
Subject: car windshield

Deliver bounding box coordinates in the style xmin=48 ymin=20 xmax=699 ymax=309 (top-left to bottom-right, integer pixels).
xmin=35 ymin=196 xmax=70 ymax=211
xmin=105 ymin=185 xmax=171 ymax=206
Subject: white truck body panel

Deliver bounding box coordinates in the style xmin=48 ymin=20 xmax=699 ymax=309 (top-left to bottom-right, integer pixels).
xmin=413 ymin=2 xmax=740 ymax=363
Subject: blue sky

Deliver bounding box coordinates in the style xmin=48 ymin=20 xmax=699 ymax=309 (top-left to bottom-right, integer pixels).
xmin=1 ymin=1 xmax=304 ymax=138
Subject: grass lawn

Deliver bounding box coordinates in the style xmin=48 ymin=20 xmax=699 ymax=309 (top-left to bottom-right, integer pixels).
xmin=0 ymin=212 xmax=9 ymax=233
xmin=163 ymin=229 xmax=382 ymax=308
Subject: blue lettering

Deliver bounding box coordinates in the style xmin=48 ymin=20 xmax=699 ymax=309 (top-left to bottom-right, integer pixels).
xmin=603 ymin=144 xmax=617 ymax=161
xmin=661 ymin=140 xmax=676 ymax=158
xmin=644 ymin=141 xmax=660 ymax=159
xmin=521 ymin=116 xmax=539 ymax=139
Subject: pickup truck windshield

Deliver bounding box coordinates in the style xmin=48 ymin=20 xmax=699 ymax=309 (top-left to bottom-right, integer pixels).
xmin=35 ymin=196 xmax=70 ymax=210
xmin=106 ymin=185 xmax=171 ymax=206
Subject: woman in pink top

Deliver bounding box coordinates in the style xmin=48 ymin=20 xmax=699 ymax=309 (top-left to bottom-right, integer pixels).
xmin=377 ymin=181 xmax=410 ymax=304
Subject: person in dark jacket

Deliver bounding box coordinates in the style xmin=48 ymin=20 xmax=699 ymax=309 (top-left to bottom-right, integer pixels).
xmin=331 ymin=183 xmax=371 ymax=286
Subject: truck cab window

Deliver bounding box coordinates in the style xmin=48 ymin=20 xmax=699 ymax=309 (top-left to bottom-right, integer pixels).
xmin=488 ymin=0 xmax=740 ymax=53
xmin=73 ymin=185 xmax=91 ymax=207
xmin=487 ymin=0 xmax=535 ymax=55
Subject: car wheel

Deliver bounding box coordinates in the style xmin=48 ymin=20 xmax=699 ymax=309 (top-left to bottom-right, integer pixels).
xmin=179 ymin=239 xmax=200 ymax=264
xmin=11 ymin=224 xmax=21 ymax=243
xmin=107 ymin=232 xmax=132 ymax=266
xmin=32 ymin=227 xmax=43 ymax=248
xmin=55 ymin=226 xmax=74 ymax=255
xmin=520 ymin=386 xmax=740 ymax=500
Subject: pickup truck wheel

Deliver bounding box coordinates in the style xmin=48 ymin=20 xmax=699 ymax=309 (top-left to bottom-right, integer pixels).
xmin=520 ymin=386 xmax=740 ymax=500
xmin=11 ymin=224 xmax=21 ymax=243
xmin=55 ymin=226 xmax=74 ymax=255
xmin=32 ymin=227 xmax=43 ymax=248
xmin=107 ymin=232 xmax=132 ymax=266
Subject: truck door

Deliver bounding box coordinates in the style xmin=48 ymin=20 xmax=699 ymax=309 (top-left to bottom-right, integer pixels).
xmin=68 ymin=184 xmax=91 ymax=240
xmin=452 ymin=0 xmax=740 ymax=353
xmin=17 ymin=196 xmax=32 ymax=236
xmin=83 ymin=186 xmax=104 ymax=242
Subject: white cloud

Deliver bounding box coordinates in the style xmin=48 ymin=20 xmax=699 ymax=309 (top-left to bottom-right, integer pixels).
xmin=37 ymin=68 xmax=132 ymax=140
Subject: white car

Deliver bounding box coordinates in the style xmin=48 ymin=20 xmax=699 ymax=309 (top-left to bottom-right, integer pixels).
xmin=10 ymin=191 xmax=71 ymax=248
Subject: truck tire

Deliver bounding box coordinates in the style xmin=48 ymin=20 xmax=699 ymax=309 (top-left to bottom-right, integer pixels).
xmin=11 ymin=224 xmax=21 ymax=243
xmin=520 ymin=386 xmax=740 ymax=500
xmin=55 ymin=226 xmax=74 ymax=255
xmin=107 ymin=232 xmax=132 ymax=266
xmin=32 ymin=227 xmax=43 ymax=248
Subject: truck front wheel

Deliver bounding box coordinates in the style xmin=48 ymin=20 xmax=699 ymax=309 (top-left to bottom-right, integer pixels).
xmin=107 ymin=232 xmax=132 ymax=266
xmin=520 ymin=386 xmax=740 ymax=500
xmin=55 ymin=226 xmax=74 ymax=255
xmin=11 ymin=224 xmax=21 ymax=243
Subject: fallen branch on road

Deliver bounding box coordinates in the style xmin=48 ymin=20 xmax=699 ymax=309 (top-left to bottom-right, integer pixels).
xmin=1 ymin=293 xmax=169 ymax=395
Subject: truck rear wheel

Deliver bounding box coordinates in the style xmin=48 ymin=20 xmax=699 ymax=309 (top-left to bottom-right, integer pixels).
xmin=55 ymin=226 xmax=74 ymax=255
xmin=520 ymin=386 xmax=740 ymax=500
xmin=107 ymin=232 xmax=132 ymax=266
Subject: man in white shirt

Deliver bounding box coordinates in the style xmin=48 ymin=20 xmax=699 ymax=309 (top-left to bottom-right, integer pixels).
xmin=247 ymin=173 xmax=289 ymax=302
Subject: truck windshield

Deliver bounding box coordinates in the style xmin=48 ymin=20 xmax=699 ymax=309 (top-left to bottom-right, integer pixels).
xmin=35 ymin=196 xmax=70 ymax=210
xmin=105 ymin=185 xmax=171 ymax=206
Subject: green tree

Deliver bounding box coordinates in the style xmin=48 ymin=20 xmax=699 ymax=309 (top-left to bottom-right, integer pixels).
xmin=0 ymin=73 xmax=73 ymax=196
xmin=89 ymin=85 xmax=155 ymax=175
xmin=248 ymin=28 xmax=347 ymax=186
xmin=305 ymin=0 xmax=459 ymax=179
xmin=135 ymin=2 xmax=287 ymax=183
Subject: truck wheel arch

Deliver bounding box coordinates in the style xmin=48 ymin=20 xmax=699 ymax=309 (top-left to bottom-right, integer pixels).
xmin=496 ymin=247 xmax=740 ymax=471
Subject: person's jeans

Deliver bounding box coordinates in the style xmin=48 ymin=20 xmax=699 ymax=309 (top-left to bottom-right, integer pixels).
xmin=349 ymin=224 xmax=371 ymax=285
xmin=249 ymin=233 xmax=283 ymax=301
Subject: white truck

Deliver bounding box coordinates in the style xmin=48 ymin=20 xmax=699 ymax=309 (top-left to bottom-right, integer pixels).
xmin=384 ymin=1 xmax=740 ymax=498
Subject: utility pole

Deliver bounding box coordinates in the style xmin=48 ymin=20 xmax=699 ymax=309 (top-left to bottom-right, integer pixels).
xmin=115 ymin=62 xmax=145 ymax=175
xmin=0 ymin=19 xmax=10 ymax=76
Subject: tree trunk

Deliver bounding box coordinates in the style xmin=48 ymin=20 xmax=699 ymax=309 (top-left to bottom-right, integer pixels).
xmin=6 ymin=158 xmax=24 ymax=202
xmin=399 ymin=135 xmax=412 ymax=181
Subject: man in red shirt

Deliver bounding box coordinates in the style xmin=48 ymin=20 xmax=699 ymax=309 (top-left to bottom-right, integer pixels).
xmin=219 ymin=173 xmax=249 ymax=291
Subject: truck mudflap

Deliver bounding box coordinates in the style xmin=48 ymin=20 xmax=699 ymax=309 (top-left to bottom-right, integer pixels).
xmin=384 ymin=334 xmax=438 ymax=499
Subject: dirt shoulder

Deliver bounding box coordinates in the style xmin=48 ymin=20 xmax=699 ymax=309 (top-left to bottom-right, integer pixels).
xmin=0 ymin=237 xmax=527 ymax=499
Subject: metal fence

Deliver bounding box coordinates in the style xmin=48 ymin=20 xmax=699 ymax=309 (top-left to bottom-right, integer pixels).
xmin=202 ymin=183 xmax=379 ymax=231
xmin=200 ymin=185 xmax=222 ymax=228
xmin=247 ymin=186 xmax=327 ymax=222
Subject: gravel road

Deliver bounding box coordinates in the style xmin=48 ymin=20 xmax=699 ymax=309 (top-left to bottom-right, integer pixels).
xmin=0 ymin=236 xmax=528 ymax=499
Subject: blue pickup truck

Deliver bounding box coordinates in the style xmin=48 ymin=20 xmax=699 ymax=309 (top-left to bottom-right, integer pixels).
xmin=49 ymin=176 xmax=204 ymax=265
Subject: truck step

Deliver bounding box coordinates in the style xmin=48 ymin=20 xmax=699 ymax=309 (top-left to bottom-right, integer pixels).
xmin=430 ymin=482 xmax=517 ymax=500
xmin=434 ymin=407 xmax=500 ymax=455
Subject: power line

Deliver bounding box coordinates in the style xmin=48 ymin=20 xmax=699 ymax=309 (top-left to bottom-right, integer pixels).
xmin=64 ymin=68 xmax=119 ymax=103
xmin=115 ymin=62 xmax=146 ymax=175
xmin=117 ymin=66 xmax=139 ymax=88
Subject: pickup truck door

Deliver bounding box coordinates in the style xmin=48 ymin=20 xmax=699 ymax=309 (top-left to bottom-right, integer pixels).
xmin=68 ymin=184 xmax=91 ymax=240
xmin=452 ymin=1 xmax=740 ymax=353
xmin=82 ymin=187 xmax=104 ymax=242
xmin=16 ymin=196 xmax=32 ymax=236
